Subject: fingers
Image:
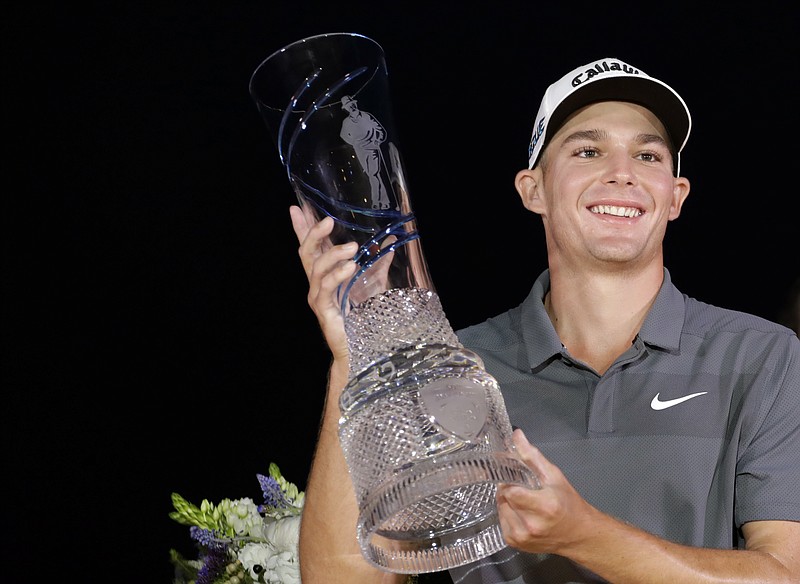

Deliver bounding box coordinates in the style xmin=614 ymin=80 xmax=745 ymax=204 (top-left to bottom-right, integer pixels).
xmin=288 ymin=204 xmax=308 ymax=241
xmin=291 ymin=208 xmax=333 ymax=267
xmin=287 ymin=206 xmax=356 ymax=359
xmin=289 ymin=207 xmax=352 ymax=277
xmin=307 ymin=242 xmax=357 ymax=313
xmin=497 ymin=433 xmax=560 ymax=550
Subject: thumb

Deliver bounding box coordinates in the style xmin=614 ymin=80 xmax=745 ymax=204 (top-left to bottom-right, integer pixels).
xmin=512 ymin=428 xmax=554 ymax=487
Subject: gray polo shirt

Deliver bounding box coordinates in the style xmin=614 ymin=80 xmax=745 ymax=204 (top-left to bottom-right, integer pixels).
xmin=449 ymin=268 xmax=800 ymax=584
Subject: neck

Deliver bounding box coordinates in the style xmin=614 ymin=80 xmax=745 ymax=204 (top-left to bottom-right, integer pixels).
xmin=545 ymin=264 xmax=664 ymax=374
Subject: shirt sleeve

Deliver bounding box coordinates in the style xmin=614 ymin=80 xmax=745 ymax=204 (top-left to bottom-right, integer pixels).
xmin=735 ymin=333 xmax=800 ymax=525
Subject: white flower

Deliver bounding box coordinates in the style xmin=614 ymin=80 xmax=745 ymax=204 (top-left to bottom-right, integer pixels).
xmin=239 ymin=542 xmax=273 ymax=580
xmin=220 ymin=497 xmax=263 ymax=538
xmin=237 ymin=514 xmax=301 ymax=583
xmin=238 ymin=541 xmax=300 ymax=584
xmin=264 ymin=549 xmax=300 ymax=584
xmin=262 ymin=514 xmax=301 ymax=554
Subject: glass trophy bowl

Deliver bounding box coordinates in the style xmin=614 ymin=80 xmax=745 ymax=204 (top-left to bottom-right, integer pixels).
xmin=249 ymin=32 xmax=538 ymax=574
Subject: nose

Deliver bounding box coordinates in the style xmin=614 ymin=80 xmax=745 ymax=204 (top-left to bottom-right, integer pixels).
xmin=602 ymin=150 xmax=637 ymax=186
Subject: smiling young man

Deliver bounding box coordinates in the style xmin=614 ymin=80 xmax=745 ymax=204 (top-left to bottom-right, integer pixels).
xmin=290 ymin=58 xmax=800 ymax=583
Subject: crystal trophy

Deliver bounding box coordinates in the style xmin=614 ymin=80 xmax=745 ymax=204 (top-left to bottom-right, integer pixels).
xmin=249 ymin=32 xmax=537 ymax=574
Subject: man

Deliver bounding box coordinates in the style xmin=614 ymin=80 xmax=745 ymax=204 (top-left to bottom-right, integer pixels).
xmin=290 ymin=58 xmax=800 ymax=583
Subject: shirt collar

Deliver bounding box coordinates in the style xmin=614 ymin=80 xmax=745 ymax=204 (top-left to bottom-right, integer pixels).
xmin=519 ymin=268 xmax=686 ymax=371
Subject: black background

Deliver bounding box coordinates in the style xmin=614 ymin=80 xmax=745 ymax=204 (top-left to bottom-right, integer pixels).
xmin=5 ymin=3 xmax=798 ymax=581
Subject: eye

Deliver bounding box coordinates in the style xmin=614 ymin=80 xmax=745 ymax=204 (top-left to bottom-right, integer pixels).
xmin=637 ymin=151 xmax=664 ymax=163
xmin=575 ymin=146 xmax=599 ymax=158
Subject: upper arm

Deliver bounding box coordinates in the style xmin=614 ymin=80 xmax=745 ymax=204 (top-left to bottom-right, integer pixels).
xmin=742 ymin=520 xmax=800 ymax=577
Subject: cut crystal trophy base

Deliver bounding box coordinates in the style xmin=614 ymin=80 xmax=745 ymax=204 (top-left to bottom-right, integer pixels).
xmin=339 ymin=288 xmax=538 ymax=573
xmin=358 ymin=451 xmax=535 ymax=573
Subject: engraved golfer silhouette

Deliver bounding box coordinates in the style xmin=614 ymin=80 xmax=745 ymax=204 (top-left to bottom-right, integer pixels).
xmin=340 ymin=95 xmax=392 ymax=209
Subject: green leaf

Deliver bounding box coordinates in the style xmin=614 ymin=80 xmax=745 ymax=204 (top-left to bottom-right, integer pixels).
xmin=168 ymin=548 xmax=199 ymax=581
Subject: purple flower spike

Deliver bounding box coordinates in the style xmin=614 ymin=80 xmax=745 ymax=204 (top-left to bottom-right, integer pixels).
xmin=196 ymin=545 xmax=228 ymax=584
xmin=257 ymin=473 xmax=289 ymax=511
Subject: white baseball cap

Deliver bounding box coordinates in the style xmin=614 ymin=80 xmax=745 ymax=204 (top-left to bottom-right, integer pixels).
xmin=527 ymin=57 xmax=691 ymax=176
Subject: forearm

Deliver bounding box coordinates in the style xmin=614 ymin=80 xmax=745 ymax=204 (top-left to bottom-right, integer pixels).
xmin=567 ymin=510 xmax=798 ymax=583
xmin=299 ymin=360 xmax=405 ymax=584
xmin=501 ymin=434 xmax=800 ymax=583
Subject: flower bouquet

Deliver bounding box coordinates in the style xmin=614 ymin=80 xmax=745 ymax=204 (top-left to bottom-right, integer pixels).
xmin=169 ymin=462 xmax=304 ymax=584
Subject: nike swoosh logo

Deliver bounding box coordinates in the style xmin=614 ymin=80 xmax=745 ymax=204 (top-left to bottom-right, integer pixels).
xmin=650 ymin=391 xmax=708 ymax=410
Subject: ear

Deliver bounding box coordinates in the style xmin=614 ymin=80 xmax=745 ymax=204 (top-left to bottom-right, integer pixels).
xmin=515 ymin=168 xmax=546 ymax=215
xmin=668 ymin=176 xmax=691 ymax=220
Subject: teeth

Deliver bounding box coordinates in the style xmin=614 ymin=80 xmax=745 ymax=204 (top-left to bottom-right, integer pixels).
xmin=589 ymin=205 xmax=642 ymax=217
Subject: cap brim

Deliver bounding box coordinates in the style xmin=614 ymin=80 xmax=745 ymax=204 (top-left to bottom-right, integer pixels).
xmin=547 ymin=76 xmax=690 ymax=172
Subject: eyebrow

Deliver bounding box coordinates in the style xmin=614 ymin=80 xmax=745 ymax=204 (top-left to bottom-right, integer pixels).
xmin=561 ymin=129 xmax=669 ymax=149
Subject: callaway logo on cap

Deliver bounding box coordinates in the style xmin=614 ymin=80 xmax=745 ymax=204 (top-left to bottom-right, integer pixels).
xmin=527 ymin=58 xmax=691 ymax=176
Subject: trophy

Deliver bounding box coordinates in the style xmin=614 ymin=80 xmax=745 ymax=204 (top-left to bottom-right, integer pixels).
xmin=249 ymin=32 xmax=537 ymax=574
